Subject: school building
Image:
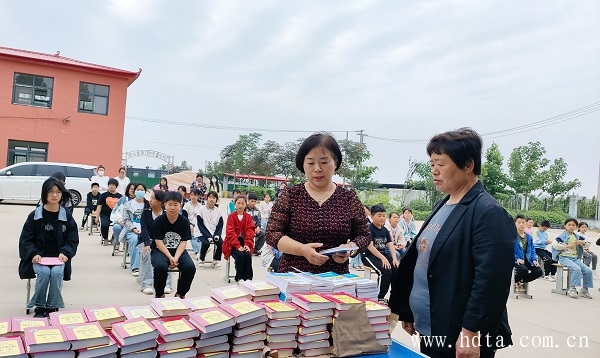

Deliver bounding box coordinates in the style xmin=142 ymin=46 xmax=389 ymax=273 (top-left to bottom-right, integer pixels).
xmin=0 ymin=46 xmax=140 ymax=173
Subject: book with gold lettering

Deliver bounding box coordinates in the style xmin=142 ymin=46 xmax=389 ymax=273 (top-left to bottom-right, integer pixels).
xmin=187 ymin=308 xmax=235 ymax=334
xmin=111 ymin=317 xmax=159 ymax=346
xmin=265 ymin=317 xmax=300 ymax=328
xmin=0 ymin=319 xmax=12 ymax=338
xmin=297 ymin=331 xmax=329 ymax=344
xmin=194 ymin=334 xmax=228 ymax=348
xmin=77 ymin=334 xmax=118 ymax=358
xmin=291 ymin=293 xmax=335 ymax=311
xmin=156 ymin=336 xmax=194 ymax=352
xmin=157 ymin=347 xmax=196 ymax=358
xmin=107 ymin=331 xmax=156 ymax=356
xmin=22 ymin=326 xmax=69 ymax=353
xmin=62 ymin=321 xmax=110 ymax=350
xmin=151 ymin=317 xmax=198 ymax=343
xmin=182 ymin=296 xmax=218 ymax=312
xmin=48 ymin=309 xmax=88 ymax=326
xmin=196 ymin=350 xmax=229 ymax=358
xmin=119 ymin=348 xmax=156 ymax=358
xmin=261 ymin=300 xmax=299 ymax=320
xmin=120 ymin=306 xmax=160 ymax=322
xmin=266 ymin=340 xmax=297 ymax=351
xmin=195 ymin=342 xmax=229 ymax=355
xmin=359 ymin=298 xmax=390 ymax=318
xmin=300 ymin=346 xmax=333 ymax=357
xmin=220 ymin=299 xmax=266 ymax=324
xmin=150 ymin=298 xmax=191 ymax=318
xmin=9 ymin=317 xmax=47 ymax=334
xmin=322 ymin=293 xmax=362 ymax=311
xmin=209 ymin=286 xmax=252 ymax=304
xmin=30 ymin=351 xmax=75 ymax=358
xmin=0 ymin=336 xmax=27 ymax=358
xmin=238 ymin=280 xmax=280 ymax=297
xmin=84 ymin=305 xmax=125 ymax=329
xmin=230 ymin=347 xmax=264 ymax=358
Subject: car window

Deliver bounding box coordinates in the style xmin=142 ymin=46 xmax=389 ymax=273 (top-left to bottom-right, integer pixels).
xmin=35 ymin=164 xmax=65 ymax=177
xmin=3 ymin=165 xmax=34 ymax=176
xmin=66 ymin=166 xmax=94 ymax=178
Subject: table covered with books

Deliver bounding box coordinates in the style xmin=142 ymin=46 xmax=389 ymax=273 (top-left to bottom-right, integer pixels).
xmin=0 ymin=271 xmax=424 ymax=358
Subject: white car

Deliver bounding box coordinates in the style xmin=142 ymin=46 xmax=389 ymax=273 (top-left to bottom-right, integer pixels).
xmin=0 ymin=162 xmax=96 ymax=206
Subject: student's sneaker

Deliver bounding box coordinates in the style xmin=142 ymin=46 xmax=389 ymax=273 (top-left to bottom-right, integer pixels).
xmin=131 ymin=269 xmax=139 ymax=277
xmin=578 ymin=288 xmax=593 ymax=299
xmin=164 ymin=286 xmax=172 ymax=294
xmin=33 ymin=307 xmax=46 ymax=318
xmin=198 ymin=261 xmax=205 ymax=269
xmin=78 ymin=226 xmax=85 ymax=231
xmin=544 ymin=275 xmax=556 ymax=282
xmin=352 ymin=266 xmax=364 ymax=271
xmin=142 ymin=287 xmax=154 ymax=295
xmin=211 ymin=261 xmax=221 ymax=269
xmin=567 ymin=288 xmax=578 ymax=299
xmin=195 ymin=252 xmax=200 ymax=261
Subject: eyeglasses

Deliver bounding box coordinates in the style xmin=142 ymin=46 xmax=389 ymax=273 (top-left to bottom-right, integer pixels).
xmin=47 ymin=190 xmax=62 ymax=196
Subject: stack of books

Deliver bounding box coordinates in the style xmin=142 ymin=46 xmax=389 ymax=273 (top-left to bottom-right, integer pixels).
xmin=210 ymin=286 xmax=252 ymax=304
xmin=262 ymin=300 xmax=299 ymax=356
xmin=0 ymin=318 xmax=11 ymax=337
xmin=188 ymin=307 xmax=235 ymax=356
xmin=48 ymin=309 xmax=88 ymax=326
xmin=182 ymin=296 xmax=218 ymax=312
xmin=84 ymin=305 xmax=125 ymax=329
xmin=291 ymin=293 xmax=335 ymax=356
xmin=63 ymin=321 xmax=112 ymax=358
xmin=314 ymin=271 xmax=357 ymax=295
xmin=220 ymin=299 xmax=267 ymax=357
xmin=110 ymin=317 xmax=159 ymax=357
xmin=120 ymin=306 xmax=161 ymax=322
xmin=361 ymin=298 xmax=392 ymax=346
xmin=342 ymin=273 xmax=379 ymax=300
xmin=292 ymin=272 xmax=334 ymax=294
xmin=0 ymin=336 xmax=27 ymax=358
xmin=150 ymin=298 xmax=191 ymax=318
xmin=9 ymin=317 xmax=48 ymax=335
xmin=238 ymin=280 xmax=281 ymax=302
xmin=77 ymin=335 xmax=118 ymax=358
xmin=265 ymin=273 xmax=311 ymax=302
xmin=23 ymin=325 xmax=71 ymax=357
xmin=151 ymin=316 xmax=198 ymax=358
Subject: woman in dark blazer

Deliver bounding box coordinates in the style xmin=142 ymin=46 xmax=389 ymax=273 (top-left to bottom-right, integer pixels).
xmin=389 ymin=128 xmax=515 ymax=358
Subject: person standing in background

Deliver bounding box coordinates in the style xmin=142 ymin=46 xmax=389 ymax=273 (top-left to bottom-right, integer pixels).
xmin=114 ymin=167 xmax=130 ymax=196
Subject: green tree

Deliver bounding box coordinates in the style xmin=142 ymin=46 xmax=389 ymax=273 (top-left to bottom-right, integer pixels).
xmin=480 ymin=143 xmax=509 ymax=198
xmin=247 ymin=140 xmax=280 ymax=177
xmin=405 ymin=159 xmax=443 ymax=209
xmin=506 ymin=142 xmax=549 ymax=210
xmin=272 ymin=139 xmax=304 ymax=183
xmin=542 ymin=158 xmax=581 ymax=209
xmin=337 ymin=139 xmax=378 ymax=190
xmin=218 ymin=133 xmax=262 ymax=174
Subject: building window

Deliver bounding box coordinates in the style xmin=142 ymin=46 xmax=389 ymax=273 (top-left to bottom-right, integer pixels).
xmin=79 ymin=82 xmax=109 ymax=115
xmin=7 ymin=140 xmax=48 ymax=166
xmin=147 ymin=171 xmax=156 ymax=179
xmin=12 ymin=73 xmax=54 ymax=108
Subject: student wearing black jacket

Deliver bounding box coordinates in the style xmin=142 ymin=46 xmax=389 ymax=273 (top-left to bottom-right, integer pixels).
xmin=81 ymin=183 xmax=100 ymax=229
xmin=19 ymin=177 xmax=79 ymax=318
xmin=196 ymin=191 xmax=224 ymax=269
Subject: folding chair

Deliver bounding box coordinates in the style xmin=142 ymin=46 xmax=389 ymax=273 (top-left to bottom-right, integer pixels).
xmin=223 ymin=257 xmax=236 ymax=283
xmin=25 ymin=278 xmax=32 ymax=314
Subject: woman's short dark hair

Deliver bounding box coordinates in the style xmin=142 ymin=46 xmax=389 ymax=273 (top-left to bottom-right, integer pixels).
xmin=207 ymin=191 xmax=219 ymax=199
xmin=177 ymin=185 xmax=187 ymax=193
xmin=295 ymin=133 xmax=343 ymax=173
xmin=135 ymin=183 xmax=147 ymax=192
xmin=153 ymin=189 xmax=165 ymax=203
xmin=124 ymin=182 xmax=136 ymax=195
xmin=402 ymin=207 xmax=413 ymax=214
xmin=41 ymin=177 xmax=71 ymax=205
xmin=190 ymin=188 xmax=201 ymax=196
xmin=426 ymin=127 xmax=482 ymax=175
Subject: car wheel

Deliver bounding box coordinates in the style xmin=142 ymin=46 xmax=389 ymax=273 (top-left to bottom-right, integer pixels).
xmin=69 ymin=190 xmax=81 ymax=207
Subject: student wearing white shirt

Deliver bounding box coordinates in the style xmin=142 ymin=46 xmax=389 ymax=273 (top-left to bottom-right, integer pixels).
xmin=196 ymin=191 xmax=224 ymax=269
xmin=259 ymin=194 xmax=274 ymax=231
xmin=114 ymin=167 xmax=130 ymax=196
xmin=90 ymin=165 xmax=109 ymax=193
xmin=182 ymin=189 xmax=203 ymax=258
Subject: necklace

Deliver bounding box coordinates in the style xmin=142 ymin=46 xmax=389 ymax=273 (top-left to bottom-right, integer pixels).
xmin=307 ymin=182 xmax=335 ymax=204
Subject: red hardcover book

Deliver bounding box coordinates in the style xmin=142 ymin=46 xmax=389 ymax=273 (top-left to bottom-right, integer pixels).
xmin=182 ymin=297 xmax=218 ymax=312
xmin=230 ymin=348 xmax=264 ymax=358
xmin=229 ymin=340 xmax=265 ymax=354
xmin=22 ymin=326 xmax=70 ymax=353
xmin=195 ymin=342 xmax=230 ymax=355
xmin=296 ymin=306 xmax=333 ymax=320
xmin=0 ymin=319 xmax=11 ymax=337
xmin=299 ymin=316 xmax=332 ymax=328
xmin=84 ymin=305 xmax=125 ymax=329
xmin=0 ymin=336 xmax=27 ymax=358
xmin=196 ymin=351 xmax=228 ymax=358
xmin=157 ymin=347 xmax=196 ymax=358
xmin=230 ymin=332 xmax=267 ymax=345
xmin=297 ymin=339 xmax=331 ymax=351
xmin=30 ymin=351 xmax=74 ymax=358
xmin=322 ymin=293 xmax=362 ymax=311
xmin=261 ymin=301 xmax=298 ymax=320
xmin=194 ymin=334 xmax=228 ymax=348
xmin=77 ymin=335 xmax=118 ymax=358
xmin=62 ymin=321 xmax=110 ymax=350
xmin=219 ymin=299 xmax=266 ymax=324
xmin=187 ymin=308 xmax=235 ymax=334
xmin=120 ymin=306 xmax=160 ymax=322
xmin=297 ymin=331 xmax=329 ymax=344
xmin=265 ymin=325 xmax=297 ymax=336
xmin=235 ymin=315 xmax=268 ymax=329
xmin=120 ymin=349 xmax=156 ymax=358
xmin=266 ymin=340 xmax=297 ymax=350
xmin=107 ymin=330 xmax=157 ymax=356
xmin=291 ymin=293 xmax=335 ymax=311
xmin=300 ymin=346 xmax=333 ymax=357
xmin=209 ymin=286 xmax=252 ymax=303
xmin=156 ymin=336 xmax=194 ymax=351
xmin=10 ymin=317 xmax=47 ymax=333
xmin=232 ymin=323 xmax=266 ymax=338
xmin=150 ymin=298 xmax=191 ymax=318
xmin=238 ymin=280 xmax=280 ymax=296
xmin=265 ymin=317 xmax=300 ymax=328
xmin=198 ymin=326 xmax=232 ymax=340
xmin=48 ymin=309 xmax=88 ymax=326
xmin=359 ymin=298 xmax=390 ymax=317
xmin=111 ymin=317 xmax=159 ymax=346
xmin=151 ymin=317 xmax=199 ymax=342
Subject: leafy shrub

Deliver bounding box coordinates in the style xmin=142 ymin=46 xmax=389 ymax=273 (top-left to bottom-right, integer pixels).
xmin=412 ymin=210 xmax=431 ymax=221
xmin=406 ymin=198 xmax=432 ymax=212
xmin=361 ymin=191 xmax=391 ymax=210
xmin=233 ymin=185 xmax=275 ymax=200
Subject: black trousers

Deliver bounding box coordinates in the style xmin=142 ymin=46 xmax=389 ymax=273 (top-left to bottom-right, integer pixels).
xmin=420 ymin=339 xmax=497 ymax=358
xmin=231 ymin=249 xmax=253 ymax=281
xmin=151 ymin=249 xmax=196 ymax=297
xmin=362 ymin=254 xmax=396 ymax=300
xmin=535 ymin=249 xmax=557 ymax=276
xmin=100 ymin=214 xmax=111 ymax=240
xmin=514 ymin=262 xmax=543 ymax=283
xmin=199 ymin=236 xmax=223 ymax=261
xmin=254 ymin=231 xmax=266 ymax=253
xmin=81 ymin=207 xmax=92 ymax=227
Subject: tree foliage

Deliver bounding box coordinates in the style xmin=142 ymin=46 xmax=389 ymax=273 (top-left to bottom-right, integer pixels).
xmin=543 ymin=158 xmax=581 ymax=203
xmin=506 ymin=142 xmax=549 ymax=210
xmin=480 ymin=142 xmax=509 ymax=198
xmin=405 ymin=159 xmax=443 ymax=210
xmin=337 ymin=139 xmax=378 ymax=190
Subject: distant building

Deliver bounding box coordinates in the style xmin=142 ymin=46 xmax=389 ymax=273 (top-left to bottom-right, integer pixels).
xmin=0 ymin=46 xmax=140 ymax=174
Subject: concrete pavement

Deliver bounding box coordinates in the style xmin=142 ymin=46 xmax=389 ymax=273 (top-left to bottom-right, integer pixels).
xmin=1 ymin=202 xmax=598 ymax=357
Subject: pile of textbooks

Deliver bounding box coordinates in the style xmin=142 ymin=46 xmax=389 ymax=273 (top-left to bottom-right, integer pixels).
xmin=265 ymin=272 xmax=311 ymax=301
xmin=291 ymin=292 xmax=335 ymax=357
xmin=262 ymin=300 xmax=300 ymax=357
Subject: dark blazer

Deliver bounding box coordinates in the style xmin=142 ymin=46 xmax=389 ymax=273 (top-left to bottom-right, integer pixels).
xmin=19 ymin=206 xmax=79 ymax=281
xmin=389 ymin=181 xmax=515 ymax=352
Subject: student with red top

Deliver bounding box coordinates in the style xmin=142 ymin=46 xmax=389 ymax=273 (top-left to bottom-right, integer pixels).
xmin=224 ymin=195 xmax=255 ymax=281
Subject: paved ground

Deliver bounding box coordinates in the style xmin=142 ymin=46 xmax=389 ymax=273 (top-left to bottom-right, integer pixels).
xmin=1 ymin=202 xmax=599 ymax=357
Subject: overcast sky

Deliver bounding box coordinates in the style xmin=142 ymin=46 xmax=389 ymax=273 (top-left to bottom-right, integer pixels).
xmin=1 ymin=0 xmax=599 ymax=196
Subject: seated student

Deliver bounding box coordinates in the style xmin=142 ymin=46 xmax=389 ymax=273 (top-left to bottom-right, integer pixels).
xmin=524 ymin=217 xmax=535 ymax=234
xmin=94 ymin=179 xmax=122 ymax=245
xmin=553 ymin=218 xmax=594 ymax=299
xmin=224 ymin=195 xmax=255 ymax=282
xmin=579 ymin=222 xmax=598 ymax=276
xmin=361 ymin=204 xmax=399 ymax=302
xmin=80 ymin=182 xmax=100 ymax=230
xmin=514 ymin=215 xmax=543 ymax=289
xmin=196 ymin=191 xmax=224 ymax=270
xmin=228 ymin=189 xmax=242 ymax=215
xmin=19 ymin=177 xmax=79 ymax=317
xmin=178 ymin=186 xmax=190 ymax=205
xmin=182 ymin=189 xmax=203 ymax=260
xmin=118 ymin=183 xmax=148 ymax=277
xmin=150 ymin=191 xmax=196 ymax=298
xmin=111 ymin=183 xmax=136 ymax=246
xmin=138 ymin=190 xmax=172 ymax=295
xmin=399 ymin=207 xmax=417 ymax=247
xmin=246 ymin=193 xmax=266 ymax=255
xmin=384 ymin=211 xmax=405 ymax=260
xmin=190 ymin=174 xmax=206 ymax=204
xmin=49 ymin=172 xmax=75 ymax=215
xmin=533 ymin=220 xmax=556 ymax=281
xmin=153 ymin=177 xmax=172 ymax=191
